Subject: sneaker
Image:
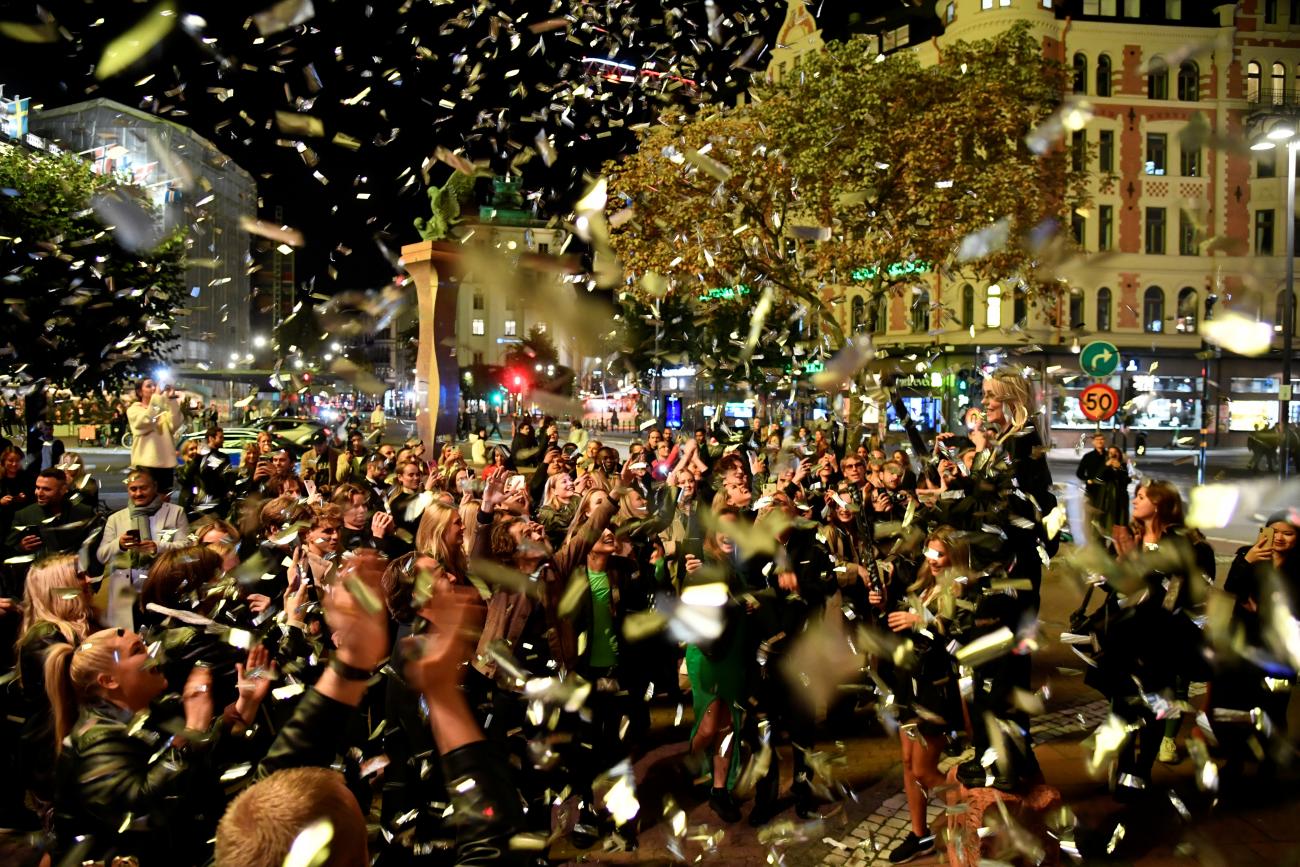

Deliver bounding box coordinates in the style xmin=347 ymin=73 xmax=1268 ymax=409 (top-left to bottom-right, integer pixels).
xmin=888 ymin=831 xmax=936 ymax=864
xmin=1158 ymin=736 xmax=1178 ymax=763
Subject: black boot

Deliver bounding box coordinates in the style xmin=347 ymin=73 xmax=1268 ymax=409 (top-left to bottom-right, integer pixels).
xmin=709 ymin=787 xmax=741 ymax=823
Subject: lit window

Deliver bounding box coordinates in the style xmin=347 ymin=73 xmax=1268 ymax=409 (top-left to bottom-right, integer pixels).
xmin=1146 ymin=133 xmax=1167 ymax=175
xmin=1247 ymin=61 xmax=1262 ymax=103
xmin=1144 ymin=286 xmax=1165 ymax=332
xmin=471 ymin=318 xmax=485 ymax=336
xmin=504 ymin=319 xmax=517 ymax=336
xmin=535 ymin=321 xmax=547 ymax=333
xmin=986 ymin=285 xmax=1002 ymax=328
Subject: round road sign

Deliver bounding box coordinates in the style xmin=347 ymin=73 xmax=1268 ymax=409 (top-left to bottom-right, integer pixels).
xmin=1079 ymin=341 xmax=1121 ymax=378
xmin=1078 ymin=383 xmax=1120 ymax=422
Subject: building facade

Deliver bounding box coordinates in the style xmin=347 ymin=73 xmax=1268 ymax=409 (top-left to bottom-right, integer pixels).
xmin=780 ymin=0 xmax=1300 ymax=447
xmin=33 ymin=99 xmax=256 ymax=372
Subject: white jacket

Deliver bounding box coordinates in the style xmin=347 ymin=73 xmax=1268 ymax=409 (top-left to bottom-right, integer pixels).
xmin=128 ymin=394 xmax=182 ymax=470
xmin=470 ymin=434 xmax=487 ymax=465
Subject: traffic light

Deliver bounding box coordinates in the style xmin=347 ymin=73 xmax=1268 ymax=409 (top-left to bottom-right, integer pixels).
xmin=302 ymin=372 xmax=312 ymax=384
xmin=505 ymin=368 xmax=528 ymax=393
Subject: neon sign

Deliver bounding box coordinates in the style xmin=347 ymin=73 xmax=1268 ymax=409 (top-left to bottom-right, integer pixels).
xmin=698 ymin=285 xmax=751 ymax=301
xmin=852 ymin=260 xmax=931 ymax=281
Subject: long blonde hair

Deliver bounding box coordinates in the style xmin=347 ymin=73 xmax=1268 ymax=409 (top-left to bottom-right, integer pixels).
xmin=44 ymin=628 xmax=124 ymax=751
xmin=414 ymin=500 xmax=468 ymax=580
xmin=983 ymin=366 xmax=1038 ymax=436
xmin=19 ymin=554 xmax=92 ymax=646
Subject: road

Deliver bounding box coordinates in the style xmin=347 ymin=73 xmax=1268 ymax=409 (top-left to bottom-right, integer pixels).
xmin=67 ymin=422 xmax=1275 ymax=547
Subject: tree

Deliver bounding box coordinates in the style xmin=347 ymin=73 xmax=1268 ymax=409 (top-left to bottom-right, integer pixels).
xmin=604 ymin=21 xmax=1089 ymax=349
xmin=0 ymin=146 xmax=186 ymax=401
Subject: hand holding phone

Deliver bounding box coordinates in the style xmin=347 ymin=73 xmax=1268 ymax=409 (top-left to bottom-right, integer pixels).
xmin=120 ymin=529 xmax=140 ymax=551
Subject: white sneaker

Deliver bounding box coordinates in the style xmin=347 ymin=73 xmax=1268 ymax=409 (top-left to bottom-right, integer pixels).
xmin=1158 ymin=736 xmax=1178 ymax=763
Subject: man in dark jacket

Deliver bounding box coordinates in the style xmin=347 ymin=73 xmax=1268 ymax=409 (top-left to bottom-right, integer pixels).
xmin=4 ymin=468 xmax=96 ymax=560
xmin=1076 ymin=431 xmax=1107 ymax=529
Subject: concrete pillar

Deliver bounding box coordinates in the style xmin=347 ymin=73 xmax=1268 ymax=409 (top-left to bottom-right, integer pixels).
xmin=400 ymin=240 xmax=461 ymax=447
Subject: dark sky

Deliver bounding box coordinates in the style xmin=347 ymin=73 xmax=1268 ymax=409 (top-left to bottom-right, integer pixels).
xmin=0 ymin=0 xmax=866 ymax=292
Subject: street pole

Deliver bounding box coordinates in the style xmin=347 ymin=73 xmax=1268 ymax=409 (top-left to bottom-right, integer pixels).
xmin=1283 ymin=138 xmax=1296 ymax=480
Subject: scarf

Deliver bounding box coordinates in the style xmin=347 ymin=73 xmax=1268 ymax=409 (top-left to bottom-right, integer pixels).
xmin=129 ymin=496 xmax=164 ymax=518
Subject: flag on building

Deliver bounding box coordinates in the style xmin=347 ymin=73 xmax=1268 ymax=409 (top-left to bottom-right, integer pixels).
xmin=0 ymin=97 xmax=30 ymax=139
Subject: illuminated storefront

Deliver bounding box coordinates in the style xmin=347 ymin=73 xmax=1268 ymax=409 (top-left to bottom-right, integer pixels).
xmin=1050 ymin=373 xmax=1201 ymax=432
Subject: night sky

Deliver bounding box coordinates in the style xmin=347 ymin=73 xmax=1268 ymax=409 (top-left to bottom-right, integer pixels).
xmin=0 ymin=0 xmax=870 ymax=293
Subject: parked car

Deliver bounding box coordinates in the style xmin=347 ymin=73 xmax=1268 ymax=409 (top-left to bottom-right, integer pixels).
xmin=178 ymin=427 xmax=303 ymax=468
xmin=250 ymin=416 xmax=332 ymax=446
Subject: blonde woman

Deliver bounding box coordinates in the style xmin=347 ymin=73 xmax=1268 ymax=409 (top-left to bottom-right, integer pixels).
xmin=14 ymin=554 xmax=97 ymax=800
xmin=127 ymin=378 xmax=182 ymax=491
xmin=414 ymin=500 xmax=469 ymax=583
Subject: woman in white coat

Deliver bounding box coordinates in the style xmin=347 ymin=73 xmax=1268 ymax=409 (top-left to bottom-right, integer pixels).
xmin=127 ymin=378 xmax=183 ymax=491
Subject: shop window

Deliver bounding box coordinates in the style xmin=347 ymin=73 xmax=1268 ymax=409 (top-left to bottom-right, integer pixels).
xmin=471 ymin=318 xmax=485 ymax=336
xmin=1146 ymin=133 xmax=1167 ymax=175
xmin=1256 ymin=209 xmax=1276 ymax=255
xmin=1144 ymin=286 xmax=1165 ymax=332
xmin=1097 ymin=287 xmax=1112 ymax=331
xmin=1096 ymin=54 xmax=1113 ymax=96
xmin=1248 ymin=61 xmax=1262 ymax=103
xmin=1099 ymin=130 xmax=1114 ymax=172
xmin=1069 ymin=289 xmax=1085 ymax=329
xmin=1177 ymin=61 xmax=1199 ymax=101
xmin=1148 ymin=57 xmax=1169 ymax=99
xmin=986 ymin=284 xmax=1002 ymax=328
xmin=961 ymin=284 xmax=975 ymax=328
xmin=1179 ymin=211 xmax=1199 ymax=255
xmin=1176 ymin=288 xmax=1198 ymax=333
xmin=1146 ymin=207 xmax=1167 ymax=254
xmin=851 ymin=295 xmax=865 ymax=333
xmin=1273 ymin=61 xmax=1286 ymax=105
xmin=911 ymin=289 xmax=930 ymax=334
xmin=1277 ymin=289 xmax=1296 ymax=333
xmin=1099 ymin=205 xmax=1114 ymax=251
xmin=1073 ymin=53 xmax=1088 ymax=94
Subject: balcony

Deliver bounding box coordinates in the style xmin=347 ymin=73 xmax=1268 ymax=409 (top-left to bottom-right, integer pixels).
xmin=1248 ymin=88 xmax=1300 ymax=116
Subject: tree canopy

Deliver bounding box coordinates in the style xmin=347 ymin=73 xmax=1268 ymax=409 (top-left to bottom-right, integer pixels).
xmin=0 ymin=145 xmax=186 ymax=393
xmin=603 ymin=22 xmax=1089 ymax=354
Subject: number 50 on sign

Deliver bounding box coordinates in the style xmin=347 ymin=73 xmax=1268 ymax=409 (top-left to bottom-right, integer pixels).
xmin=1079 ymin=383 xmax=1120 ymax=422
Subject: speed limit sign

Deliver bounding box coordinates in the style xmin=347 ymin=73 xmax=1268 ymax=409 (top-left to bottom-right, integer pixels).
xmin=1079 ymin=383 xmax=1120 ymax=422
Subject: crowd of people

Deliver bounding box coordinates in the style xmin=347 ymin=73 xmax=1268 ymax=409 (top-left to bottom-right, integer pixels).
xmin=0 ymin=368 xmax=1294 ymax=866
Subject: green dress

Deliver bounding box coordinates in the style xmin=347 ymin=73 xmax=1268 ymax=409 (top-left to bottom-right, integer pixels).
xmin=685 ymin=567 xmax=747 ymax=789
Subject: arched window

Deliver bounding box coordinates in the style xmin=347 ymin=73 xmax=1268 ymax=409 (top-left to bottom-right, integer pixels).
xmin=1273 ymin=61 xmax=1287 ymax=104
xmin=986 ymin=284 xmax=1003 ymax=329
xmin=1096 ymin=54 xmax=1112 ymax=96
xmin=1176 ymin=287 xmax=1198 ymax=333
xmin=1277 ymin=288 xmax=1296 ymax=334
xmin=961 ymin=284 xmax=975 ymax=328
xmin=851 ymin=295 xmax=865 ymax=333
xmin=1073 ymin=53 xmax=1088 ymax=94
xmin=1097 ymin=287 xmax=1112 ymax=332
xmin=1069 ymin=288 xmax=1085 ymax=328
xmin=1177 ymin=61 xmax=1199 ymax=101
xmin=1013 ymin=289 xmax=1028 ymax=326
xmin=1148 ymin=56 xmax=1169 ymax=99
xmin=1247 ymin=60 xmax=1262 ymax=103
xmin=875 ymin=295 xmax=889 ymax=333
xmin=1144 ymin=286 xmax=1165 ymax=332
xmin=911 ymin=289 xmax=930 ymax=334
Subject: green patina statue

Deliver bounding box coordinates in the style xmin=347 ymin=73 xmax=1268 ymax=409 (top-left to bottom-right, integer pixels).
xmin=413 ymin=171 xmax=477 ymax=241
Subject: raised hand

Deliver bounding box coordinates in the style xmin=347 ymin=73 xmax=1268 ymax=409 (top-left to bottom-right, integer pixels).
xmin=234 ymin=644 xmax=274 ymax=724
xmin=403 ymin=579 xmax=484 ymax=698
xmin=182 ymin=665 xmax=214 ymax=732
xmin=322 ymin=549 xmax=390 ymax=671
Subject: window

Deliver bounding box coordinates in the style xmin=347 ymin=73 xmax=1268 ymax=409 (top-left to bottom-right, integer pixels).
xmin=472 ymin=293 xmax=484 ymax=310
xmin=1013 ymin=290 xmax=1028 ymax=325
xmin=1146 ymin=207 xmax=1167 ymax=254
xmin=1266 ymin=0 xmax=1278 ymax=24
xmin=1293 ymin=0 xmax=1300 ymax=25
xmin=1148 ymin=57 xmax=1169 ymax=99
xmin=538 ymin=243 xmax=549 ymax=254
xmin=1179 ymin=210 xmax=1199 ymax=255
xmin=986 ymin=284 xmax=1002 ymax=328
xmin=535 ymin=321 xmax=547 ymax=333
xmin=1071 ymin=130 xmax=1086 ymax=171
xmin=1144 ymin=286 xmax=1165 ymax=332
xmin=874 ymin=295 xmax=889 ymax=333
xmin=1259 ymin=148 xmax=1277 ymax=178
xmin=945 ymin=1 xmax=956 ymax=22
xmin=851 ymin=295 xmax=865 ymax=333
xmin=1125 ymin=0 xmax=1140 ymax=14
xmin=504 ymin=319 xmax=517 ymax=336
xmin=961 ymin=284 xmax=975 ymax=328
xmin=1099 ymin=205 xmax=1114 ymax=251
xmin=1097 ymin=287 xmax=1112 ymax=331
xmin=1180 ymin=145 xmax=1201 ymax=177
xmin=1146 ymin=133 xmax=1167 ymax=175
xmin=1166 ymin=0 xmax=1181 ymax=17
xmin=1096 ymin=54 xmax=1112 ymax=96
xmin=1099 ymin=130 xmax=1115 ymax=172
xmin=1072 ymin=211 xmax=1086 ymax=246
xmin=882 ymin=25 xmax=908 ymax=52
xmin=1273 ymin=62 xmax=1286 ymax=105
xmin=1000 ymin=0 xmax=1011 ymax=5
xmin=1073 ymin=53 xmax=1088 ymax=94
xmin=471 ymin=318 xmax=485 ymax=336
xmin=1256 ymin=209 xmax=1276 ymax=255
xmin=911 ymin=290 xmax=930 ymax=333
xmin=1083 ymin=0 xmax=1098 ymax=11
xmin=472 ymin=351 xmax=484 ymax=365
xmin=1278 ymin=289 xmax=1296 ymax=333
xmin=982 ymin=0 xmax=993 ymax=7
xmin=1176 ymin=288 xmax=1198 ymax=333
xmin=1177 ymin=61 xmax=1199 ymax=101
xmin=1248 ymin=61 xmax=1262 ymax=103
xmin=1069 ymin=289 xmax=1085 ymax=329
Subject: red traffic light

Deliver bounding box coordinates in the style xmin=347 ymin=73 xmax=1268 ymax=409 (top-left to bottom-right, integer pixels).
xmin=303 ymin=372 xmax=312 ymax=383
xmin=505 ymin=368 xmax=528 ymax=392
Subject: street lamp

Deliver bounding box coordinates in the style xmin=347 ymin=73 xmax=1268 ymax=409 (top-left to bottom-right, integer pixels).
xmin=1251 ymin=123 xmax=1297 ymax=480
xmin=252 ymin=334 xmax=267 ymax=349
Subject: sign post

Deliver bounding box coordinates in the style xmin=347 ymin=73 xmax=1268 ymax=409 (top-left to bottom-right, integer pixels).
xmin=1079 ymin=340 xmax=1121 ymax=378
xmin=1079 ymin=383 xmax=1120 ymax=423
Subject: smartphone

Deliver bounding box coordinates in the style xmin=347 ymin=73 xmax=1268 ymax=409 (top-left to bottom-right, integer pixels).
xmin=1261 ymin=527 xmax=1275 ymax=547
xmin=304 ymin=479 xmax=317 ymax=498
xmin=257 ymin=455 xmax=272 ymax=465
xmin=680 ymin=537 xmax=704 ymax=559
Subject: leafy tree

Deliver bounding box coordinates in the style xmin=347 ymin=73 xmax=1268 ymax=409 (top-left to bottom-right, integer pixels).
xmin=604 ymin=21 xmax=1088 ymax=349
xmin=0 ymin=146 xmax=186 ymax=401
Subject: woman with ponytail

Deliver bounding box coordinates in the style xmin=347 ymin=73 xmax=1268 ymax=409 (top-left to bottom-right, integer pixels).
xmin=45 ymin=625 xmax=271 ymax=864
